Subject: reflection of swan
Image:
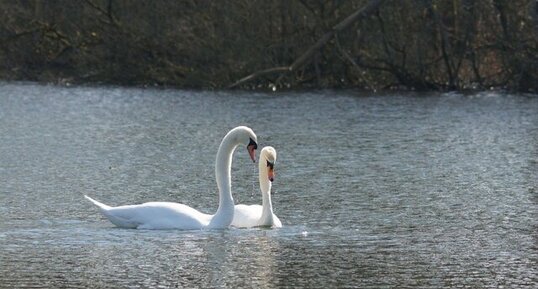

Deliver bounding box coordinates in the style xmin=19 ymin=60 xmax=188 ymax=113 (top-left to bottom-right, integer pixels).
xmin=85 ymin=126 xmax=258 ymax=230
xmin=232 ymin=146 xmax=282 ymax=228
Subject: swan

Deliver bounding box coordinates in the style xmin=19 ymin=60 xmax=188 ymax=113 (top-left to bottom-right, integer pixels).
xmin=84 ymin=126 xmax=258 ymax=230
xmin=231 ymin=146 xmax=282 ymax=228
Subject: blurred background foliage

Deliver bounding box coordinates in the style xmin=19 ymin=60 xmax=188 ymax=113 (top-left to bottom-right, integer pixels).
xmin=0 ymin=0 xmax=536 ymax=91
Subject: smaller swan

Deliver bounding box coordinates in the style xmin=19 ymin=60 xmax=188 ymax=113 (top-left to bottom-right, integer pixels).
xmin=232 ymin=146 xmax=282 ymax=228
xmin=85 ymin=126 xmax=258 ymax=230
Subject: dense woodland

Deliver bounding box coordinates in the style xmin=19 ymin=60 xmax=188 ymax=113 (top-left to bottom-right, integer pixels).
xmin=0 ymin=0 xmax=537 ymax=91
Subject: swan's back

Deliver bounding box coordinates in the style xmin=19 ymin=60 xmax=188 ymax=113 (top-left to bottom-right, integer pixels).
xmin=112 ymin=202 xmax=212 ymax=229
xmin=88 ymin=198 xmax=212 ymax=230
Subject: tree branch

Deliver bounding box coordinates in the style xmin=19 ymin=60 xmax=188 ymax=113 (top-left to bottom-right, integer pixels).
xmin=83 ymin=0 xmax=120 ymax=27
xmin=229 ymin=0 xmax=387 ymax=89
xmin=228 ymin=66 xmax=290 ymax=89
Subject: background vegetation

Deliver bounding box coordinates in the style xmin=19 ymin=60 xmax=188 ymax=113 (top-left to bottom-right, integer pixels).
xmin=0 ymin=0 xmax=536 ymax=91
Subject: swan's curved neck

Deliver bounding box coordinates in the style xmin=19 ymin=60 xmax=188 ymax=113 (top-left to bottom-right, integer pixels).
xmin=258 ymin=159 xmax=274 ymax=225
xmin=208 ymin=132 xmax=239 ymax=228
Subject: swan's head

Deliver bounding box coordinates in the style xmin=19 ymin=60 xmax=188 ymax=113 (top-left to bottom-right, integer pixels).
xmin=261 ymin=146 xmax=277 ymax=182
xmin=230 ymin=126 xmax=258 ymax=162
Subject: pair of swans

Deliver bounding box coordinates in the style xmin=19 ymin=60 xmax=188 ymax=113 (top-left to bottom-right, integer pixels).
xmin=84 ymin=126 xmax=281 ymax=230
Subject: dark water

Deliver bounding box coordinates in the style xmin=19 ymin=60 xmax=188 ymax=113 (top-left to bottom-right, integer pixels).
xmin=0 ymin=82 xmax=537 ymax=288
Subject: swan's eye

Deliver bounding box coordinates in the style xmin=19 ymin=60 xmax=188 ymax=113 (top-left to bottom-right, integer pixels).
xmin=267 ymin=161 xmax=274 ymax=169
xmin=248 ymin=138 xmax=258 ymax=149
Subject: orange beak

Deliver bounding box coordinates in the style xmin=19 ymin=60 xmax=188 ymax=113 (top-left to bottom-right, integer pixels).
xmin=268 ymin=167 xmax=274 ymax=182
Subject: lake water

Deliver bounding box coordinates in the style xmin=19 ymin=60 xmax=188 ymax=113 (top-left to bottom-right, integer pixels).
xmin=0 ymin=82 xmax=536 ymax=288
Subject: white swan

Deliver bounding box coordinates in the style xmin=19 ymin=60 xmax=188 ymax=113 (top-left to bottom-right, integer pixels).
xmin=84 ymin=126 xmax=258 ymax=230
xmin=231 ymin=146 xmax=282 ymax=228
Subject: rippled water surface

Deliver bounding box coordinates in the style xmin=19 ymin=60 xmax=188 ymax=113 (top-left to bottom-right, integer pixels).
xmin=0 ymin=82 xmax=537 ymax=288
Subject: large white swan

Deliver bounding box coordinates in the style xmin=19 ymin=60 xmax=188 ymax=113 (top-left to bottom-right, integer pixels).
xmin=84 ymin=126 xmax=258 ymax=230
xmin=232 ymin=146 xmax=282 ymax=228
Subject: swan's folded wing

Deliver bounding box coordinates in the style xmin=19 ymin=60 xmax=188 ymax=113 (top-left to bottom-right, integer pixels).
xmin=231 ymin=204 xmax=263 ymax=228
xmin=105 ymin=202 xmax=211 ymax=230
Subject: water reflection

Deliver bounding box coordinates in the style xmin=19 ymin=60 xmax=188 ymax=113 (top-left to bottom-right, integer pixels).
xmin=199 ymin=230 xmax=281 ymax=288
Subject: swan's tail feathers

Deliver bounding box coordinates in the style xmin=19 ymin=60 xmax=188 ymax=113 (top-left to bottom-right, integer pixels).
xmin=84 ymin=195 xmax=111 ymax=210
